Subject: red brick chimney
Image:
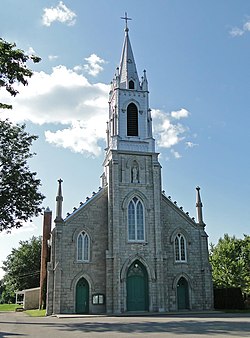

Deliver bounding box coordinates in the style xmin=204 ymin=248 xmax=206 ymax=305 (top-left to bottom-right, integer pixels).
xmin=39 ymin=207 xmax=52 ymax=309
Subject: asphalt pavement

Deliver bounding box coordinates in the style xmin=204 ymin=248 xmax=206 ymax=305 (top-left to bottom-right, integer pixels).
xmin=0 ymin=311 xmax=250 ymax=337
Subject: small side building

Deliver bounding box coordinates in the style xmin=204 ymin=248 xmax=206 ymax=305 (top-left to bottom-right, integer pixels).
xmin=16 ymin=287 xmax=40 ymax=310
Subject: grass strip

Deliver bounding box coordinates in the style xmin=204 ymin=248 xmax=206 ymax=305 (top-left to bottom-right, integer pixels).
xmin=25 ymin=309 xmax=46 ymax=317
xmin=0 ymin=304 xmax=20 ymax=311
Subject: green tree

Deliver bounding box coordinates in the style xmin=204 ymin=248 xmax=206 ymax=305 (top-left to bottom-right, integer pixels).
xmin=0 ymin=38 xmax=44 ymax=232
xmin=0 ymin=38 xmax=41 ymax=109
xmin=0 ymin=120 xmax=45 ymax=231
xmin=1 ymin=236 xmax=41 ymax=303
xmin=210 ymin=234 xmax=250 ymax=293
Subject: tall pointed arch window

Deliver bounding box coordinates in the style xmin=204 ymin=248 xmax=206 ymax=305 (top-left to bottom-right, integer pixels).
xmin=174 ymin=233 xmax=187 ymax=262
xmin=128 ymin=197 xmax=145 ymax=241
xmin=77 ymin=231 xmax=90 ymax=262
xmin=127 ymin=103 xmax=138 ymax=136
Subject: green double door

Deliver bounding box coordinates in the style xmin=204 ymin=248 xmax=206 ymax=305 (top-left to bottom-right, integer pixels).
xmin=76 ymin=278 xmax=89 ymax=314
xmin=177 ymin=277 xmax=189 ymax=310
xmin=127 ymin=261 xmax=149 ymax=311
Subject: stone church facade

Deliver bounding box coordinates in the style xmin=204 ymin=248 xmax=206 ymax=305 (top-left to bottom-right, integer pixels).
xmin=46 ymin=23 xmax=213 ymax=315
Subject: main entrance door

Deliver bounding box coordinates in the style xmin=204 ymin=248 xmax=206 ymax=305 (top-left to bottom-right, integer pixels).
xmin=177 ymin=277 xmax=189 ymax=310
xmin=126 ymin=260 xmax=149 ymax=311
xmin=76 ymin=277 xmax=89 ymax=313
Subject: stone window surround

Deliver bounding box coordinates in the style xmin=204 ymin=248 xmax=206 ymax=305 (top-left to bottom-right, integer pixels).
xmin=127 ymin=196 xmax=146 ymax=242
xmin=76 ymin=231 xmax=90 ymax=262
xmin=174 ymin=233 xmax=187 ymax=263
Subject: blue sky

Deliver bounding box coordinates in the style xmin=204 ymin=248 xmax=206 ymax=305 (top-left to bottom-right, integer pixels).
xmin=0 ymin=0 xmax=250 ymax=279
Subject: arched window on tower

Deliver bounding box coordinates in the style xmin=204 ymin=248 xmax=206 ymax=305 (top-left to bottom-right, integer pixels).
xmin=127 ymin=103 xmax=138 ymax=137
xmin=77 ymin=231 xmax=90 ymax=262
xmin=128 ymin=197 xmax=145 ymax=241
xmin=174 ymin=233 xmax=187 ymax=262
xmin=129 ymin=80 xmax=135 ymax=89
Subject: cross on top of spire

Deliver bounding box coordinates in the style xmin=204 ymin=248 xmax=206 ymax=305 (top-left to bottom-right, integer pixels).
xmin=121 ymin=12 xmax=132 ymax=32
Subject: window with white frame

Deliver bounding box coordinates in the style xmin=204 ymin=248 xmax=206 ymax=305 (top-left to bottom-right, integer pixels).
xmin=77 ymin=231 xmax=90 ymax=262
xmin=128 ymin=197 xmax=145 ymax=241
xmin=174 ymin=233 xmax=187 ymax=262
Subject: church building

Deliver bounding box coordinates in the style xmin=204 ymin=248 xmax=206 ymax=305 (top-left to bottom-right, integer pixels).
xmin=46 ymin=19 xmax=213 ymax=315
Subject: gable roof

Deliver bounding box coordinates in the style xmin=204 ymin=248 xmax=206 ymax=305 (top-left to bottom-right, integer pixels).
xmin=64 ymin=186 xmax=107 ymax=222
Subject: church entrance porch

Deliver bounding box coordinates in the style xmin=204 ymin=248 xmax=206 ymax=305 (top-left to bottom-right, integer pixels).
xmin=76 ymin=277 xmax=89 ymax=314
xmin=126 ymin=260 xmax=149 ymax=312
xmin=177 ymin=277 xmax=189 ymax=310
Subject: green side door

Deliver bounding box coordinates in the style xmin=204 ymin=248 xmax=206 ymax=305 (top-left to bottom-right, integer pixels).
xmin=177 ymin=277 xmax=189 ymax=310
xmin=76 ymin=278 xmax=89 ymax=314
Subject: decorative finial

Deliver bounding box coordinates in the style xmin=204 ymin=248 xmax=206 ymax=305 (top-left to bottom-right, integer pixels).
xmin=55 ymin=178 xmax=63 ymax=223
xmin=121 ymin=12 xmax=132 ymax=32
xmin=196 ymin=186 xmax=205 ymax=225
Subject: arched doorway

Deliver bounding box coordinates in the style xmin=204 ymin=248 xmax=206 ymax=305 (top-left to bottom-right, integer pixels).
xmin=126 ymin=260 xmax=149 ymax=311
xmin=76 ymin=277 xmax=89 ymax=313
xmin=177 ymin=277 xmax=189 ymax=310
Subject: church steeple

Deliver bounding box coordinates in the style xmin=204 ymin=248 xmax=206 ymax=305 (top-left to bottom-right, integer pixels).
xmin=106 ymin=16 xmax=155 ymax=155
xmin=118 ymin=16 xmax=140 ymax=90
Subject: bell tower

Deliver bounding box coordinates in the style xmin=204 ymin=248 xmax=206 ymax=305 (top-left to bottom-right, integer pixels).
xmin=104 ymin=15 xmax=164 ymax=313
xmin=105 ymin=14 xmax=155 ymax=156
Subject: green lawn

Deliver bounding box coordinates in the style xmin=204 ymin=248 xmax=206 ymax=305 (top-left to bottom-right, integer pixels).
xmin=0 ymin=304 xmax=20 ymax=311
xmin=25 ymin=309 xmax=46 ymax=317
xmin=0 ymin=304 xmax=46 ymax=316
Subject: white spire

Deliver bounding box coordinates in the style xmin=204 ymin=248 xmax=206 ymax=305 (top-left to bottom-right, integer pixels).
xmin=118 ymin=14 xmax=139 ymax=89
xmin=105 ymin=15 xmax=155 ymax=154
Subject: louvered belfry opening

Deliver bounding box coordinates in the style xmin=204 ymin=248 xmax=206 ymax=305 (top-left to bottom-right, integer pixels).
xmin=127 ymin=103 xmax=138 ymax=136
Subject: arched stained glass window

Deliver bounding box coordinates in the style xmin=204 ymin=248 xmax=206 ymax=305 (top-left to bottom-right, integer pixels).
xmin=127 ymin=103 xmax=138 ymax=136
xmin=128 ymin=197 xmax=145 ymax=241
xmin=174 ymin=233 xmax=187 ymax=262
xmin=77 ymin=231 xmax=90 ymax=262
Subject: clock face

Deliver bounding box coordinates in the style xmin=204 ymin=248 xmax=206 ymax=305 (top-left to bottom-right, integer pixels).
xmin=127 ymin=58 xmax=132 ymax=63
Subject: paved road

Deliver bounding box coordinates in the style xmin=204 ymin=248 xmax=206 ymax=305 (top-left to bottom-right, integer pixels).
xmin=0 ymin=312 xmax=250 ymax=337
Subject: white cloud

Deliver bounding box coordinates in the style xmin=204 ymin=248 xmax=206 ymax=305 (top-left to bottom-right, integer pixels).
xmin=230 ymin=27 xmax=244 ymax=37
xmin=230 ymin=19 xmax=250 ymax=37
xmin=171 ymin=149 xmax=182 ymax=159
xmin=74 ymin=54 xmax=106 ymax=77
xmin=45 ymin=118 xmax=106 ymax=157
xmin=152 ymin=109 xmax=189 ymax=148
xmin=185 ymin=141 xmax=198 ymax=148
xmin=0 ymin=221 xmax=37 ymax=237
xmin=48 ymin=55 xmax=59 ymax=61
xmin=0 ymin=65 xmax=109 ymax=157
xmin=171 ymin=108 xmax=189 ymax=119
xmin=0 ymin=65 xmax=109 ymax=126
xmin=243 ymin=21 xmax=250 ymax=31
xmin=26 ymin=46 xmax=36 ymax=55
xmin=42 ymin=1 xmax=76 ymax=27
xmin=0 ymin=65 xmax=191 ymax=158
